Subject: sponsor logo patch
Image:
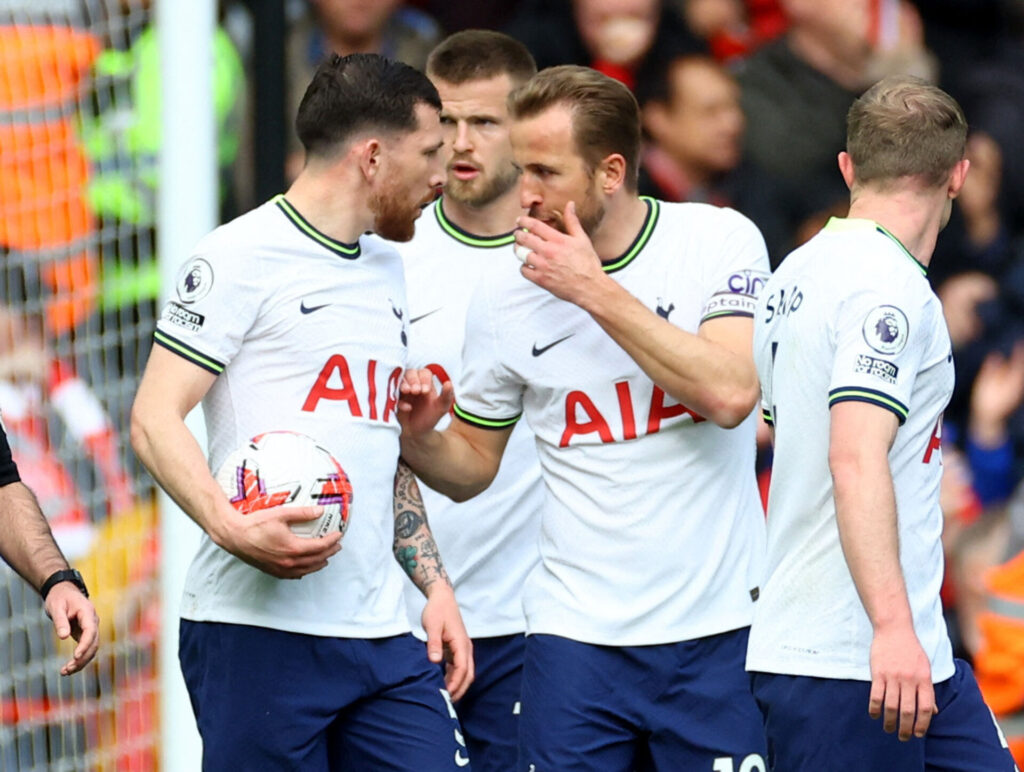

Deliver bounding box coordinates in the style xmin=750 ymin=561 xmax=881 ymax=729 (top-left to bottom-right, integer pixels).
xmin=176 ymin=258 xmax=214 ymax=304
xmin=162 ymin=302 xmax=205 ymax=332
xmin=862 ymin=305 xmax=909 ymax=355
xmin=854 ymin=354 xmax=899 ymax=384
xmin=725 ymin=269 xmax=769 ymax=297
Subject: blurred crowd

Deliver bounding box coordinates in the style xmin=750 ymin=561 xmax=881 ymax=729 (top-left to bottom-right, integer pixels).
xmin=2 ymin=0 xmax=1024 ymax=764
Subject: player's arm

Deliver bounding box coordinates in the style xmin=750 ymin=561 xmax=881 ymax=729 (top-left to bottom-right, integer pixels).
xmin=0 ymin=475 xmax=99 ymax=675
xmin=397 ymin=370 xmax=513 ymax=501
xmin=130 ymin=345 xmax=341 ymax=578
xmin=515 ymin=203 xmax=758 ymax=427
xmin=393 ymin=460 xmax=474 ymax=700
xmin=829 ymin=401 xmax=936 ymax=741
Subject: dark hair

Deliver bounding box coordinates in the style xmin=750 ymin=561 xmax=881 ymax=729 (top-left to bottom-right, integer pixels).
xmin=508 ymin=65 xmax=641 ymax=192
xmin=847 ymin=76 xmax=967 ymax=188
xmin=427 ymin=30 xmax=537 ymax=87
xmin=296 ymin=53 xmax=441 ymax=160
xmin=634 ymin=53 xmax=729 ymax=109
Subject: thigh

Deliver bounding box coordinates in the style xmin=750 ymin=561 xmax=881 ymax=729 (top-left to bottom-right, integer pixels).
xmin=332 ymin=634 xmax=470 ymax=771
xmin=455 ymin=634 xmax=525 ymax=772
xmin=925 ymin=660 xmax=1018 ymax=772
xmin=646 ymin=629 xmax=767 ymax=772
xmin=519 ymin=634 xmax=639 ymax=772
xmin=750 ymin=671 xmax=924 ymax=772
xmin=179 ymin=621 xmax=357 ymax=772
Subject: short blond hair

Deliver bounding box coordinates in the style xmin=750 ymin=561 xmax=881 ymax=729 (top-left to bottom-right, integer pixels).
xmin=508 ymin=65 xmax=640 ymax=192
xmin=847 ymin=75 xmax=967 ymax=188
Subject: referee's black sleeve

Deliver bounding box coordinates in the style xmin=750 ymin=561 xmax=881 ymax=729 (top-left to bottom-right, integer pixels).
xmin=0 ymin=423 xmax=22 ymax=487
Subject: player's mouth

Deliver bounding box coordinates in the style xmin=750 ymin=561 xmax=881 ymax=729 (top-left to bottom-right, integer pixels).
xmin=450 ymin=161 xmax=480 ymax=181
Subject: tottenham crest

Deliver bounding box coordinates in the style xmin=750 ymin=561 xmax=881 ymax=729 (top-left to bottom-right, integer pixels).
xmin=176 ymin=258 xmax=214 ymax=304
xmin=862 ymin=305 xmax=909 ymax=355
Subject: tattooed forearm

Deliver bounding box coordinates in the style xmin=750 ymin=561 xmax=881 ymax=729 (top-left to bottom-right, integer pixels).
xmin=393 ymin=459 xmax=451 ymax=596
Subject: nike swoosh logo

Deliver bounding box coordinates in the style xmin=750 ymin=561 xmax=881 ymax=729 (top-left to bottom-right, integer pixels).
xmin=300 ymin=300 xmax=330 ymax=314
xmin=410 ymin=308 xmax=442 ymax=324
xmin=532 ymin=334 xmax=574 ymax=356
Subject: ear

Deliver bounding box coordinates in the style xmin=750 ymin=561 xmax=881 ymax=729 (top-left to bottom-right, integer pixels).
xmin=947 ymin=157 xmax=970 ymax=199
xmin=837 ymin=151 xmax=856 ymax=190
xmin=598 ymin=152 xmax=628 ymax=195
xmin=358 ymin=138 xmax=383 ymax=181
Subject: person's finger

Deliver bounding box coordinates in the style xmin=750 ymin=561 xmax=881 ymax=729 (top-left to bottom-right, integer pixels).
xmin=563 ymin=200 xmax=585 ymax=237
xmin=913 ymin=682 xmax=935 ymax=739
xmin=445 ymin=637 xmax=473 ymax=701
xmin=883 ymin=677 xmax=900 ymax=733
xmin=61 ymin=606 xmax=99 ymax=675
xmin=439 ymin=380 xmax=455 ymax=411
xmin=275 ymin=505 xmax=326 ymax=524
xmin=868 ymin=675 xmax=885 ymax=719
xmin=516 ymin=214 xmax=561 ymax=242
xmin=49 ymin=599 xmax=71 ymax=640
xmin=424 ymin=616 xmax=443 ymax=665
xmin=897 ymin=678 xmax=918 ymax=741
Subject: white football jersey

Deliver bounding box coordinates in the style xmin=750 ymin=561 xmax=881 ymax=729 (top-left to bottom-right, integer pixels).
xmin=455 ymin=199 xmax=769 ymax=646
xmin=154 ymin=195 xmax=412 ymax=638
xmin=747 ymin=217 xmax=955 ymax=682
xmin=396 ymin=200 xmax=544 ymax=638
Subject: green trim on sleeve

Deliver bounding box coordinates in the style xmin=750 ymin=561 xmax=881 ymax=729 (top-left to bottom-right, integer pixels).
xmin=828 ymin=386 xmax=908 ymax=425
xmin=452 ymin=403 xmax=521 ymax=430
xmin=153 ymin=330 xmax=225 ymax=375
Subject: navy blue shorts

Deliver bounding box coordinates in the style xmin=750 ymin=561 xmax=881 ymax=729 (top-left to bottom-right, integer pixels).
xmin=179 ymin=621 xmax=470 ymax=771
xmin=445 ymin=633 xmax=524 ymax=772
xmin=750 ymin=659 xmax=1017 ymax=771
xmin=519 ymin=628 xmax=767 ymax=771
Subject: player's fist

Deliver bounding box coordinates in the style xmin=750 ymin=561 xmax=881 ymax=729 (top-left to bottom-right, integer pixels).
xmin=397 ymin=368 xmax=454 ymax=437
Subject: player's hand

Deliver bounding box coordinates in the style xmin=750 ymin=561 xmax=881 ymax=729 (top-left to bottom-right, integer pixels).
xmin=218 ymin=504 xmax=342 ymax=579
xmin=515 ymin=201 xmax=607 ymax=308
xmin=422 ymin=584 xmax=474 ymax=701
xmin=398 ymin=368 xmax=454 ymax=438
xmin=868 ymin=624 xmax=937 ymax=740
xmin=44 ymin=583 xmax=100 ymax=676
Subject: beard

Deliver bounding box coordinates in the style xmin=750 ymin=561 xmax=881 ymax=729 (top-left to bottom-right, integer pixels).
xmin=444 ymin=160 xmax=520 ymax=208
xmin=370 ymin=175 xmax=421 ymax=242
xmin=530 ymin=183 xmax=605 ymax=237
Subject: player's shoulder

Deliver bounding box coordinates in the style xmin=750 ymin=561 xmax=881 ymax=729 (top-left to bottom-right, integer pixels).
xmin=189 ymin=198 xmax=286 ymax=267
xmin=654 ymin=198 xmax=761 ymax=235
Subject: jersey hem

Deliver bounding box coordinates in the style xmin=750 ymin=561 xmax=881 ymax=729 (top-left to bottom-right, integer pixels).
xmin=745 ymin=656 xmax=956 ymax=684
xmin=180 ymin=608 xmax=412 ymax=639
xmin=526 ymin=611 xmax=752 ymax=647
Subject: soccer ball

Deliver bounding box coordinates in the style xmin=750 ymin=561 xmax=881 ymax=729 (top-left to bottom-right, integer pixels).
xmin=215 ymin=431 xmax=353 ymax=538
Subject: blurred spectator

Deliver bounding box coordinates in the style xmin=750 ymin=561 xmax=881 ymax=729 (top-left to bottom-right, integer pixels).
xmin=286 ymin=0 xmax=443 ymax=177
xmin=637 ymin=53 xmax=789 ymax=262
xmin=0 ymin=5 xmax=100 ymax=339
xmin=413 ymin=0 xmax=522 ymax=34
xmin=504 ymin=0 xmax=705 ymax=92
xmin=675 ymin=0 xmax=786 ymax=60
xmin=949 ymin=482 xmax=1024 ymax=766
xmin=734 ymin=0 xmax=936 ymax=254
xmin=0 ymin=304 xmax=134 ymax=560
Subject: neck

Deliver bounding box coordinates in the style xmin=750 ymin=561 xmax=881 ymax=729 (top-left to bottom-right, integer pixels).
xmin=441 ymin=189 xmax=522 ymax=237
xmin=591 ymin=193 xmax=649 ymax=261
xmin=284 ymin=164 xmax=372 ymax=244
xmin=847 ymin=190 xmax=948 ymax=267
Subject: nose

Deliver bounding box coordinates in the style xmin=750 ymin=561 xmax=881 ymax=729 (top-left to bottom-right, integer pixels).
xmin=519 ymin=173 xmax=541 ymax=210
xmin=452 ymin=121 xmax=472 ymax=154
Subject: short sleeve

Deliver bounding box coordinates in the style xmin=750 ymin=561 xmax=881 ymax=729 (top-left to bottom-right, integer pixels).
xmin=699 ymin=209 xmax=771 ymax=324
xmin=828 ymin=287 xmax=928 ymax=425
xmin=0 ymin=419 xmax=21 ymax=486
xmin=452 ymin=276 xmax=524 ymax=430
xmin=153 ymin=243 xmax=265 ymax=376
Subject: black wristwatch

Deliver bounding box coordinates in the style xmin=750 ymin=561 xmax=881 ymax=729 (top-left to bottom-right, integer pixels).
xmin=39 ymin=569 xmax=89 ymax=601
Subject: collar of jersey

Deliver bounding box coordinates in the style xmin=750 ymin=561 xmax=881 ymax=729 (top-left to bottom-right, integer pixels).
xmin=823 ymin=216 xmax=927 ymax=276
xmin=601 ymin=197 xmax=659 ymax=273
xmin=435 ymin=199 xmax=515 ymax=248
xmin=273 ymin=194 xmax=361 ymax=259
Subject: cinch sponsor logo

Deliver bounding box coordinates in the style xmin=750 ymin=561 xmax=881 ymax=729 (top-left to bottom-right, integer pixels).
xmin=727 ymin=269 xmax=769 ymax=296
